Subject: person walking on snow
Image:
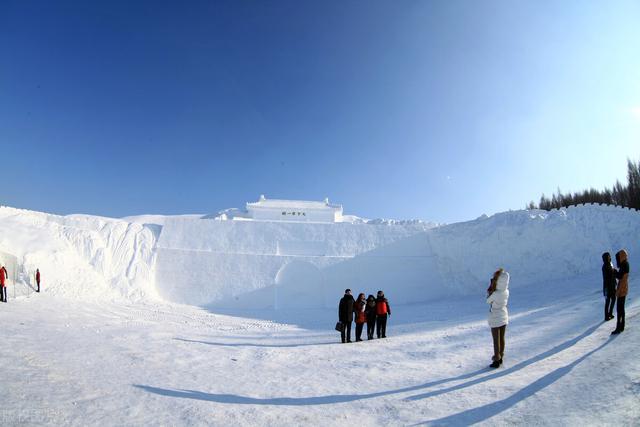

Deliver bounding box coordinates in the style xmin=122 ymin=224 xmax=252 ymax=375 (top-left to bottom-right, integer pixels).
xmin=602 ymin=252 xmax=616 ymax=321
xmin=487 ymin=268 xmax=509 ymax=368
xmin=375 ymin=290 xmax=391 ymax=338
xmin=365 ymin=294 xmax=377 ymax=340
xmin=354 ymin=293 xmax=367 ymax=342
xmin=338 ymin=289 xmax=355 ymax=343
xmin=36 ymin=268 xmax=41 ymax=293
xmin=0 ymin=265 xmax=7 ymax=303
xmin=612 ymin=249 xmax=630 ymax=335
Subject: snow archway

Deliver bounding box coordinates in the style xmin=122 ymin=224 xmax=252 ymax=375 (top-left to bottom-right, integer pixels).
xmin=274 ymin=261 xmax=324 ymax=310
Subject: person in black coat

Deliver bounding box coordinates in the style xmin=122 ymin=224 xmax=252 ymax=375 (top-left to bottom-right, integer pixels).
xmin=338 ymin=289 xmax=355 ymax=343
xmin=602 ymin=252 xmax=617 ymax=321
xmin=375 ymin=290 xmax=391 ymax=338
xmin=365 ymin=294 xmax=377 ymax=340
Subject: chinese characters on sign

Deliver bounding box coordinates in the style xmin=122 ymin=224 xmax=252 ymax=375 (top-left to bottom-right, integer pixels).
xmin=281 ymin=211 xmax=306 ymax=216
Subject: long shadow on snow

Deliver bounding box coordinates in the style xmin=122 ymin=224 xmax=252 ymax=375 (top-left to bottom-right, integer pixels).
xmin=404 ymin=321 xmax=601 ymax=401
xmin=133 ymin=367 xmax=488 ymax=406
xmin=416 ymin=334 xmax=617 ymax=426
xmin=173 ymin=337 xmax=335 ymax=348
xmin=135 ymin=322 xmax=601 ymax=406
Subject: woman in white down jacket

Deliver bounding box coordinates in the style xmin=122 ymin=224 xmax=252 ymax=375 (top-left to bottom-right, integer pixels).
xmin=487 ymin=268 xmax=509 ymax=368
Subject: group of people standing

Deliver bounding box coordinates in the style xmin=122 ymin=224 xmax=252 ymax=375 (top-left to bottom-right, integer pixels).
xmin=0 ymin=265 xmax=40 ymax=303
xmin=602 ymin=249 xmax=630 ymax=335
xmin=484 ymin=249 xmax=631 ymax=369
xmin=338 ymin=289 xmax=391 ymax=343
xmin=334 ymin=249 xmax=631 ymax=367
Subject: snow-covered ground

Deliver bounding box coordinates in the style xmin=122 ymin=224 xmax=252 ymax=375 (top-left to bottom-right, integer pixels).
xmin=0 ymin=204 xmax=639 ymax=425
xmin=2 ymin=279 xmax=638 ymax=426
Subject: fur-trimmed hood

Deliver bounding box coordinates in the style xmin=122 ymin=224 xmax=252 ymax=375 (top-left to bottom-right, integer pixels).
xmin=496 ymin=270 xmax=510 ymax=291
xmin=617 ymin=249 xmax=628 ymax=263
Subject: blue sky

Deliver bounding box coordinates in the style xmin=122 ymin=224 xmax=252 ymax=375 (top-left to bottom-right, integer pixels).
xmin=1 ymin=1 xmax=639 ymax=223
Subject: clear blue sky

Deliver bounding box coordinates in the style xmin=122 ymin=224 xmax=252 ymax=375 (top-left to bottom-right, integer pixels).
xmin=1 ymin=1 xmax=639 ymax=223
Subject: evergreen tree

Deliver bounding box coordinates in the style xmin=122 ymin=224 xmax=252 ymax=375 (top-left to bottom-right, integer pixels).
xmin=528 ymin=157 xmax=639 ymax=210
xmin=627 ymin=159 xmax=640 ymax=209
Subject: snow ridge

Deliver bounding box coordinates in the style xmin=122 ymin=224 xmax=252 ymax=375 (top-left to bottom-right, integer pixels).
xmin=0 ymin=206 xmax=158 ymax=301
xmin=0 ymin=204 xmax=638 ymax=308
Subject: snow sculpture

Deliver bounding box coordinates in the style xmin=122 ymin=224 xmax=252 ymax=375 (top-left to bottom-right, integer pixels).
xmin=246 ymin=195 xmax=343 ymax=223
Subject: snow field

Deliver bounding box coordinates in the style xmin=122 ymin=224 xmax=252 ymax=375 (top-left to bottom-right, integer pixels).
xmin=0 ymin=203 xmax=638 ymax=425
xmin=0 ymin=277 xmax=637 ymax=426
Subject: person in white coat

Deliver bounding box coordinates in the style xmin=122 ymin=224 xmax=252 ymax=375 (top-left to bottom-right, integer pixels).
xmin=486 ymin=268 xmax=509 ymax=368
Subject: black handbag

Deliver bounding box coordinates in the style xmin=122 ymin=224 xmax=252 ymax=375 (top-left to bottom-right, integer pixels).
xmin=335 ymin=321 xmax=343 ymax=332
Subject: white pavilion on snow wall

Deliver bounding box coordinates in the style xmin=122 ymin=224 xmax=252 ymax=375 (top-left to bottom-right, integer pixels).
xmin=246 ymin=195 xmax=343 ymax=223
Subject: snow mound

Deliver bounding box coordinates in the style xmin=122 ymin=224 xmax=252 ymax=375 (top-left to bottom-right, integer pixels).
xmin=0 ymin=203 xmax=637 ymax=310
xmin=155 ymin=204 xmax=639 ymax=309
xmin=421 ymin=205 xmax=639 ymax=294
xmin=154 ymin=218 xmax=435 ymax=307
xmin=0 ymin=206 xmax=158 ymax=301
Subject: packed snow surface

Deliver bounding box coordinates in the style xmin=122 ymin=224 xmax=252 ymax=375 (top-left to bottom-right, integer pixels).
xmin=0 ymin=203 xmax=638 ymax=425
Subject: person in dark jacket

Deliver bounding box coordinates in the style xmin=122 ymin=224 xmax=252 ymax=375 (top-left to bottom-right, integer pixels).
xmin=375 ymin=290 xmax=391 ymax=338
xmin=365 ymin=294 xmax=377 ymax=340
xmin=354 ymin=293 xmax=367 ymax=342
xmin=612 ymin=249 xmax=630 ymax=335
xmin=338 ymin=289 xmax=355 ymax=343
xmin=602 ymin=252 xmax=617 ymax=321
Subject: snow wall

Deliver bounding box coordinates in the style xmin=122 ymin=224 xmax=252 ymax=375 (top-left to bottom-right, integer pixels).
xmin=155 ymin=204 xmax=640 ymax=309
xmin=155 ymin=220 xmax=433 ymax=308
xmin=0 ymin=207 xmax=158 ymax=301
xmin=0 ymin=204 xmax=638 ymax=309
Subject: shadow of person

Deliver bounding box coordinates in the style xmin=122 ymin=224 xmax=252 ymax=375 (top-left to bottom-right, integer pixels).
xmin=173 ymin=337 xmax=335 ymax=348
xmin=135 ymin=322 xmax=603 ymax=408
xmin=404 ymin=322 xmax=601 ymax=402
xmin=417 ymin=336 xmax=616 ymax=426
xmin=133 ymin=366 xmax=490 ymax=407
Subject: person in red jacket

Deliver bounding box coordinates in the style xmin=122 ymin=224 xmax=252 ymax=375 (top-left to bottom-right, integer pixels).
xmin=36 ymin=268 xmax=41 ymax=293
xmin=0 ymin=265 xmax=7 ymax=303
xmin=375 ymin=290 xmax=391 ymax=338
xmin=354 ymin=293 xmax=367 ymax=342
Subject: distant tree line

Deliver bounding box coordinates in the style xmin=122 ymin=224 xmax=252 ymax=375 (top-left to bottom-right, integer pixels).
xmin=527 ymin=158 xmax=640 ymax=211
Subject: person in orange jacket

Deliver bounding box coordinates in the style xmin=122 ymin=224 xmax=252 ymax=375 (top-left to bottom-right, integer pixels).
xmin=375 ymin=290 xmax=391 ymax=338
xmin=0 ymin=265 xmax=7 ymax=303
xmin=612 ymin=249 xmax=630 ymax=335
xmin=36 ymin=268 xmax=41 ymax=293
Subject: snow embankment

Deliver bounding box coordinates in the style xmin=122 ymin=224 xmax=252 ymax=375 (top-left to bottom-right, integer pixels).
xmin=0 ymin=207 xmax=158 ymax=301
xmin=425 ymin=204 xmax=640 ymax=291
xmin=0 ymin=203 xmax=637 ymax=308
xmin=155 ymin=204 xmax=640 ymax=309
xmin=154 ymin=219 xmax=434 ymax=308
